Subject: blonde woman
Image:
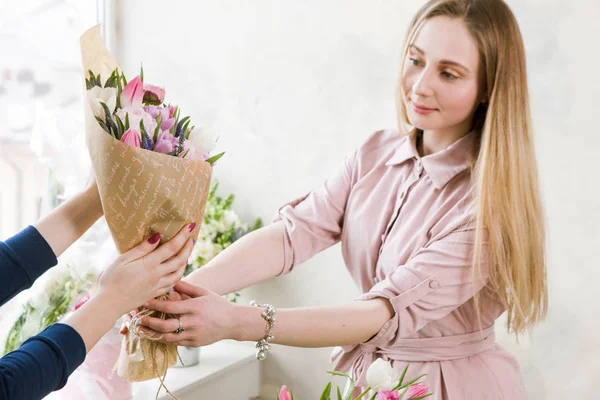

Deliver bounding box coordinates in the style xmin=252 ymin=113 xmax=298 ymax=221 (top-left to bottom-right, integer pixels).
xmin=136 ymin=0 xmax=547 ymax=398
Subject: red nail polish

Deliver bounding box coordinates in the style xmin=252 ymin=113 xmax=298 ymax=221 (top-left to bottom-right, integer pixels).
xmin=188 ymin=223 xmax=196 ymax=232
xmin=148 ymin=233 xmax=161 ymax=244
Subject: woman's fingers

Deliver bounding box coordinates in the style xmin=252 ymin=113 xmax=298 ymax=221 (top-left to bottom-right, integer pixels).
xmin=148 ymin=223 xmax=196 ymax=264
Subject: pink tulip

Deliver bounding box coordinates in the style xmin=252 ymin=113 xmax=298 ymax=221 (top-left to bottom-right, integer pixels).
xmin=405 ymin=384 xmax=429 ymax=399
xmin=143 ymin=83 xmax=165 ymax=105
xmin=375 ymin=390 xmax=399 ymax=400
xmin=120 ymin=76 xmax=144 ymax=108
xmin=121 ymin=128 xmax=141 ymax=147
xmin=278 ymin=385 xmax=291 ymax=400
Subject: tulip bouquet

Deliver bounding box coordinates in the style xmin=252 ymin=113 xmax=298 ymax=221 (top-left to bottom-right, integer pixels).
xmin=85 ymin=68 xmax=223 ymax=164
xmin=278 ymin=359 xmax=432 ymax=400
xmin=81 ymin=25 xmax=217 ymax=395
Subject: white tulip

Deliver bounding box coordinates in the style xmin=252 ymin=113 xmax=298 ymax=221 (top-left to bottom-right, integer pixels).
xmin=187 ymin=127 xmax=218 ymax=157
xmin=87 ymin=86 xmax=117 ymax=119
xmin=366 ymin=358 xmax=401 ymax=391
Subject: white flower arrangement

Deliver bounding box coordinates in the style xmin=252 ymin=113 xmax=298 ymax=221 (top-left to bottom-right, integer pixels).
xmin=185 ymin=180 xmax=262 ymax=302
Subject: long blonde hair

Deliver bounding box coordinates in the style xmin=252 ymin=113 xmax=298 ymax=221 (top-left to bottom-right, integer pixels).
xmin=396 ymin=0 xmax=547 ymax=335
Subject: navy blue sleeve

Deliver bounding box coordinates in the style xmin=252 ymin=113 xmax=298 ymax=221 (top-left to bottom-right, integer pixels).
xmin=0 ymin=323 xmax=86 ymax=400
xmin=0 ymin=225 xmax=58 ymax=307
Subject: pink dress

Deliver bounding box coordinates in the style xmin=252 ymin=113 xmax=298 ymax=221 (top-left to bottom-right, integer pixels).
xmin=274 ymin=130 xmax=527 ymax=399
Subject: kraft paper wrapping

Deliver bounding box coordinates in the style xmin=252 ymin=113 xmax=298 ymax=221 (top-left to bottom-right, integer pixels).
xmin=80 ymin=25 xmax=212 ymax=385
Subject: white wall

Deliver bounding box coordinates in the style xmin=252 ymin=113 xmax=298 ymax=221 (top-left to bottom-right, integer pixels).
xmin=114 ymin=1 xmax=600 ymax=398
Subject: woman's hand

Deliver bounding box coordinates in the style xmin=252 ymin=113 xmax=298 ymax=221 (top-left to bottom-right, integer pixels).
xmin=119 ymin=289 xmax=190 ymax=334
xmin=136 ymin=281 xmax=237 ymax=347
xmin=98 ymin=223 xmax=197 ymax=317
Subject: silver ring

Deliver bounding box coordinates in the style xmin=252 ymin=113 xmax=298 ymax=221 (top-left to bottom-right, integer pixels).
xmin=175 ymin=317 xmax=184 ymax=334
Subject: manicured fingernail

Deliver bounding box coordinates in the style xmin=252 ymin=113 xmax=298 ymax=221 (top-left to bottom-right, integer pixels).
xmin=188 ymin=223 xmax=196 ymax=232
xmin=148 ymin=233 xmax=161 ymax=244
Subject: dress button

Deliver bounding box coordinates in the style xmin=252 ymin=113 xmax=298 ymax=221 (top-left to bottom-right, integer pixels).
xmin=415 ymin=161 xmax=423 ymax=175
xmin=429 ymin=280 xmax=439 ymax=289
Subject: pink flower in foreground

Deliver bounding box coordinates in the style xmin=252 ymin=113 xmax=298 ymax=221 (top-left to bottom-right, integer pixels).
xmin=121 ymin=128 xmax=141 ymax=147
xmin=405 ymin=384 xmax=429 ymax=399
xmin=278 ymin=385 xmax=291 ymax=400
xmin=375 ymin=390 xmax=399 ymax=400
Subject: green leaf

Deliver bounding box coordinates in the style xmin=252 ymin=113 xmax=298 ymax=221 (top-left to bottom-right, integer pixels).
xmin=392 ymin=365 xmax=410 ymax=391
xmin=121 ymin=71 xmax=128 ymax=87
xmin=175 ymin=116 xmax=190 ymax=138
xmin=100 ymin=101 xmax=112 ymax=122
xmin=397 ymin=374 xmax=428 ymax=391
xmin=140 ymin=63 xmax=144 ymax=82
xmin=116 ymin=75 xmax=122 ymax=109
xmin=353 ymin=387 xmax=372 ymax=400
xmin=154 ymin=115 xmax=162 ymax=143
xmin=125 ymin=113 xmax=130 ymax=130
xmin=170 ymin=107 xmax=181 ymax=134
xmin=251 ymin=218 xmax=263 ymax=231
xmin=337 ymin=386 xmax=343 ymax=400
xmin=104 ymin=70 xmax=118 ymax=88
xmin=95 ymin=73 xmax=101 ymax=87
xmin=95 ymin=117 xmax=111 ymax=134
xmin=327 ymin=371 xmax=353 ymax=380
xmin=100 ymin=102 xmax=118 ymax=137
xmin=139 ymin=119 xmax=148 ymax=136
xmin=182 ymin=119 xmax=191 ymax=138
xmin=319 ymin=382 xmax=332 ymax=400
xmin=206 ymin=151 xmax=225 ymax=165
xmin=115 ymin=115 xmax=125 ymax=139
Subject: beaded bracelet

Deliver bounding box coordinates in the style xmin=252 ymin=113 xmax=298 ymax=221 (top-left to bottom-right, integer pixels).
xmin=249 ymin=300 xmax=276 ymax=360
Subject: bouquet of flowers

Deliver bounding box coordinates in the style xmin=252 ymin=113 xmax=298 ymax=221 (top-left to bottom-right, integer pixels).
xmin=185 ymin=180 xmax=262 ymax=302
xmin=278 ymin=359 xmax=432 ymax=400
xmin=80 ymin=24 xmax=219 ymax=389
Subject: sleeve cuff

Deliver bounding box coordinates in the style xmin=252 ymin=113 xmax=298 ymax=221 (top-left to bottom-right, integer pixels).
xmin=27 ymin=324 xmax=87 ymax=385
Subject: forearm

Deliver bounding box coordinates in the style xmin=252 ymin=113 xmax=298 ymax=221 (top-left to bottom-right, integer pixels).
xmin=184 ymin=221 xmax=285 ymax=295
xmin=34 ymin=184 xmax=103 ymax=258
xmin=61 ymin=292 xmax=122 ymax=353
xmin=232 ymin=298 xmax=394 ymax=348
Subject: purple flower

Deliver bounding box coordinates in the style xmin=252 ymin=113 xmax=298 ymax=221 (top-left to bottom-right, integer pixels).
xmin=143 ymin=105 xmax=176 ymax=132
xmin=153 ymin=131 xmax=179 ymax=154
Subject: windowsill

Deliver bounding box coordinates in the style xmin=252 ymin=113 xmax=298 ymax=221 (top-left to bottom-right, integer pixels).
xmin=131 ymin=340 xmax=261 ymax=399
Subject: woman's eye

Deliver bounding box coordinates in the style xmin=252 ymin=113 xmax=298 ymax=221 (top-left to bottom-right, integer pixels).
xmin=442 ymin=71 xmax=458 ymax=80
